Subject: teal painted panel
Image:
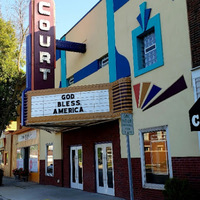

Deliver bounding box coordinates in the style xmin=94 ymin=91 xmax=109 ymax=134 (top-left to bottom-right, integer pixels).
xmin=106 ymin=0 xmax=117 ymax=83
xmin=61 ymin=37 xmax=67 ymax=88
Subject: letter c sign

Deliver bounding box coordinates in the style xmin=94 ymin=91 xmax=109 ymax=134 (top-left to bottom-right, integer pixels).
xmin=189 ymin=98 xmax=200 ymax=131
xmin=192 ymin=114 xmax=200 ymax=127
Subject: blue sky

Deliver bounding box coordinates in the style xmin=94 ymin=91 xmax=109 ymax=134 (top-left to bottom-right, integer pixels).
xmin=1 ymin=0 xmax=100 ymax=39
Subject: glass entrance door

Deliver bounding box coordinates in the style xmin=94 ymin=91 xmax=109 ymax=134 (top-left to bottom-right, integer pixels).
xmin=70 ymin=146 xmax=83 ymax=190
xmin=95 ymin=143 xmax=114 ymax=196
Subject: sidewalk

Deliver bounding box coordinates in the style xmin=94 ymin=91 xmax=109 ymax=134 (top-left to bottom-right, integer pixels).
xmin=0 ymin=177 xmax=125 ymax=200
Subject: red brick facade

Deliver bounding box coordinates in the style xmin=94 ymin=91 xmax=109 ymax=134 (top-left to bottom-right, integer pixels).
xmin=40 ymin=159 xmax=63 ymax=187
xmin=172 ymin=157 xmax=200 ymax=194
xmin=63 ymin=120 xmax=130 ymax=199
xmin=62 ymin=120 xmax=165 ymax=200
xmin=39 ymin=120 xmax=200 ymax=199
xmin=187 ymin=0 xmax=200 ymax=68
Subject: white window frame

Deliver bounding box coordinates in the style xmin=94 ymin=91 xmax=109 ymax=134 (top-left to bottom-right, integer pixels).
xmin=192 ymin=67 xmax=200 ymax=101
xmin=191 ymin=67 xmax=200 ymax=151
xmin=45 ymin=143 xmax=54 ymax=177
xmin=139 ymin=125 xmax=173 ymax=190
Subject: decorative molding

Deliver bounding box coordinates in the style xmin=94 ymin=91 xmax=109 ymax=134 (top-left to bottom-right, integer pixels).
xmin=132 ymin=2 xmax=164 ymax=77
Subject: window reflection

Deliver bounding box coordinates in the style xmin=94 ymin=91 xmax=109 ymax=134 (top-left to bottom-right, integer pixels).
xmin=143 ymin=130 xmax=169 ymax=184
xmin=46 ymin=144 xmax=53 ymax=176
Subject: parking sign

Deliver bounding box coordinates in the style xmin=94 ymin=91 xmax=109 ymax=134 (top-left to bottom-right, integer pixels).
xmin=121 ymin=113 xmax=134 ymax=135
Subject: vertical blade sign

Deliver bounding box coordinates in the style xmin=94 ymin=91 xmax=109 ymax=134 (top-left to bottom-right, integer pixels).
xmin=30 ymin=0 xmax=55 ymax=90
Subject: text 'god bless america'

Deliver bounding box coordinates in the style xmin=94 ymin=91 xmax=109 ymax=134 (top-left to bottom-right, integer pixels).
xmin=53 ymin=94 xmax=84 ymax=115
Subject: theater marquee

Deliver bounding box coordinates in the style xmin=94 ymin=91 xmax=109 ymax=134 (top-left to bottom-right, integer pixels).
xmin=26 ymin=78 xmax=132 ymax=132
xmin=31 ymin=90 xmax=110 ymax=117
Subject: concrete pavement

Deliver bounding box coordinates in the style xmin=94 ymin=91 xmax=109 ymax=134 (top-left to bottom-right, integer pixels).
xmin=0 ymin=177 xmax=125 ymax=200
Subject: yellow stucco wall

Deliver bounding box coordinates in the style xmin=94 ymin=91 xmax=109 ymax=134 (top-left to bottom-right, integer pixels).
xmin=117 ymin=0 xmax=199 ymax=158
xmin=73 ymin=64 xmax=109 ymax=86
xmin=65 ymin=0 xmax=109 ymax=85
xmin=5 ymin=121 xmax=17 ymax=132
xmin=55 ymin=59 xmax=61 ymax=88
xmin=54 ymin=0 xmax=198 ymax=159
xmin=3 ymin=134 xmax=12 ymax=177
xmin=39 ymin=130 xmax=62 ymax=160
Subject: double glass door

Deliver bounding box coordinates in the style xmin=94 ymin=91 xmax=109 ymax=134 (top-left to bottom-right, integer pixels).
xmin=70 ymin=146 xmax=83 ymax=190
xmin=95 ymin=143 xmax=114 ymax=196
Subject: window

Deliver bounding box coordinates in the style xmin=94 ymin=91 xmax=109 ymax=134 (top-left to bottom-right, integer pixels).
xmin=29 ymin=145 xmax=38 ymax=172
xmin=195 ymin=77 xmax=200 ymax=99
xmin=67 ymin=76 xmax=74 ymax=86
xmin=132 ymin=3 xmax=164 ymax=77
xmin=139 ymin=126 xmax=172 ymax=189
xmin=46 ymin=144 xmax=53 ymax=176
xmin=141 ymin=30 xmax=157 ymax=68
xmin=99 ymin=54 xmax=109 ymax=69
xmin=4 ymin=152 xmax=8 ymax=165
xmin=0 ymin=151 xmax=3 ymax=166
xmin=192 ymin=68 xmax=200 ymax=101
xmin=17 ymin=148 xmax=24 ymax=169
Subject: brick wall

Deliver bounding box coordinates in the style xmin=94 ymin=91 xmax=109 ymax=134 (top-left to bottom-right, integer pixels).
xmin=62 ymin=120 xmax=165 ymax=200
xmin=62 ymin=120 xmax=200 ymax=200
xmin=187 ymin=0 xmax=200 ymax=68
xmin=172 ymin=157 xmax=200 ymax=195
xmin=63 ymin=120 xmax=131 ymax=199
xmin=40 ymin=159 xmax=63 ymax=187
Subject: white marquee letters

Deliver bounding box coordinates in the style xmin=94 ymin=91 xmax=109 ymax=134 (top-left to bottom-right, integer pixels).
xmin=40 ymin=52 xmax=51 ymax=64
xmin=39 ymin=35 xmax=51 ymax=47
xmin=39 ymin=2 xmax=51 ymax=16
xmin=40 ymin=68 xmax=51 ymax=80
xmin=39 ymin=19 xmax=50 ymax=31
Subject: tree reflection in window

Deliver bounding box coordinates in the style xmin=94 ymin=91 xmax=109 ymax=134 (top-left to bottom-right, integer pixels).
xmin=143 ymin=130 xmax=169 ymax=184
xmin=46 ymin=144 xmax=53 ymax=176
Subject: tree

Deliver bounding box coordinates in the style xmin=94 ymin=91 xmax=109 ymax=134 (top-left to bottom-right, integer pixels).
xmin=10 ymin=0 xmax=29 ymax=72
xmin=0 ymin=17 xmax=25 ymax=136
xmin=0 ymin=0 xmax=29 ymax=136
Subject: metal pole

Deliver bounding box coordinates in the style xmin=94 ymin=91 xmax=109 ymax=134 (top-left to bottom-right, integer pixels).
xmin=126 ymin=135 xmax=134 ymax=200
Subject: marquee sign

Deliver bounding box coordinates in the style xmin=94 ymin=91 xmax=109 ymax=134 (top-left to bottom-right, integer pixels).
xmin=25 ymin=77 xmax=132 ymax=132
xmin=18 ymin=130 xmax=37 ymax=142
xmin=30 ymin=0 xmax=55 ymax=90
xmin=31 ymin=90 xmax=110 ymax=117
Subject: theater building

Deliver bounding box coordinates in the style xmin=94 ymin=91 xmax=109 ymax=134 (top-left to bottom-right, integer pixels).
xmin=22 ymin=0 xmax=200 ymax=199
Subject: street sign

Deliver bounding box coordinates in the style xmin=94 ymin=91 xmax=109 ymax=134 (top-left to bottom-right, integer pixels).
xmin=121 ymin=113 xmax=134 ymax=135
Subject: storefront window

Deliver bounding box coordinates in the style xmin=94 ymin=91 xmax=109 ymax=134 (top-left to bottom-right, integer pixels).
xmin=139 ymin=126 xmax=172 ymax=189
xmin=46 ymin=144 xmax=53 ymax=176
xmin=29 ymin=145 xmax=38 ymax=172
xmin=17 ymin=148 xmax=24 ymax=169
xmin=4 ymin=152 xmax=8 ymax=165
xmin=0 ymin=151 xmax=3 ymax=166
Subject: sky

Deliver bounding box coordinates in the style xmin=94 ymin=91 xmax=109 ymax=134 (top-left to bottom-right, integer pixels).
xmin=0 ymin=0 xmax=100 ymax=39
xmin=54 ymin=0 xmax=100 ymax=39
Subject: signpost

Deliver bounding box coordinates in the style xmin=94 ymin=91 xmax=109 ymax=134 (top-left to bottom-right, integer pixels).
xmin=121 ymin=113 xmax=134 ymax=200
